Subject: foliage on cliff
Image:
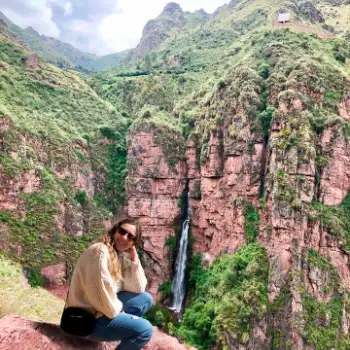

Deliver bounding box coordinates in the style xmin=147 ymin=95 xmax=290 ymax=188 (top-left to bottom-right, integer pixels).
xmin=301 ymin=249 xmax=350 ymax=349
xmin=0 ymin=32 xmax=123 ymax=268
xmin=176 ymin=244 xmax=269 ymax=350
xmin=129 ymin=107 xmax=186 ymax=173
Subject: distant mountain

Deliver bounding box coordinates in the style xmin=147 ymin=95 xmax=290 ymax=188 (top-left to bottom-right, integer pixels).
xmin=134 ymin=2 xmax=208 ymax=58
xmin=0 ymin=12 xmax=94 ymax=71
xmin=0 ymin=11 xmax=132 ymax=72
xmin=0 ymin=4 xmax=209 ymax=71
xmin=1 ymin=0 xmax=348 ymax=71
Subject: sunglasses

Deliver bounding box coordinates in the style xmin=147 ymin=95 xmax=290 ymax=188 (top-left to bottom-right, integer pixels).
xmin=117 ymin=227 xmax=137 ymax=242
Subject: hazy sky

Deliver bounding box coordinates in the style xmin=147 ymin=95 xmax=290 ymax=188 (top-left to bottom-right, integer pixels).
xmin=0 ymin=0 xmax=230 ymax=56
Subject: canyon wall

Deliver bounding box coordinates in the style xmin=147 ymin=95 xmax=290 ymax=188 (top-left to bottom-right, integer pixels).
xmin=125 ymin=64 xmax=350 ymax=349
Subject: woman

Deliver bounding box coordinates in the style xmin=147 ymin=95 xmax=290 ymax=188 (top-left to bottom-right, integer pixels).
xmin=65 ymin=217 xmax=153 ymax=349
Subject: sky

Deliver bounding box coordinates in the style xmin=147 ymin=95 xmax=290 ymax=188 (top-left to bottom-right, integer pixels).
xmin=0 ymin=0 xmax=230 ymax=56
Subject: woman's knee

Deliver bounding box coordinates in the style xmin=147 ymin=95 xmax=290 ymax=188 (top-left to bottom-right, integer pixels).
xmin=142 ymin=292 xmax=153 ymax=309
xmin=140 ymin=319 xmax=153 ymax=340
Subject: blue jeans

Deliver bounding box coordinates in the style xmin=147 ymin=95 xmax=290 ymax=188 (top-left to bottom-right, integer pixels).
xmin=87 ymin=292 xmax=153 ymax=349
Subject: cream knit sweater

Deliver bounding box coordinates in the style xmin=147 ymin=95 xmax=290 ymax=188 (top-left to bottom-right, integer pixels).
xmin=66 ymin=242 xmax=148 ymax=319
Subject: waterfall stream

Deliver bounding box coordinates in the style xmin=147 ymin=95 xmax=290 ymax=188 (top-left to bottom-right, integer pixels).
xmin=170 ymin=191 xmax=190 ymax=314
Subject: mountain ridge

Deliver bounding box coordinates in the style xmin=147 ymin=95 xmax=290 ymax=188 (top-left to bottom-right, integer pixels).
xmin=1 ymin=1 xmax=349 ymax=72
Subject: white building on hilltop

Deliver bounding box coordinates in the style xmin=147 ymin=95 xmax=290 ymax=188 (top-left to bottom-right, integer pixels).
xmin=278 ymin=13 xmax=291 ymax=24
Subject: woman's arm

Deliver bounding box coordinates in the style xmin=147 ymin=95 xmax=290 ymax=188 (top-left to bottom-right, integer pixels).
xmin=122 ymin=247 xmax=147 ymax=293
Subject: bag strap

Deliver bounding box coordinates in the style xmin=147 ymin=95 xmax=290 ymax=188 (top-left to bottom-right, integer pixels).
xmin=63 ymin=270 xmax=97 ymax=317
xmin=63 ymin=277 xmax=70 ymax=310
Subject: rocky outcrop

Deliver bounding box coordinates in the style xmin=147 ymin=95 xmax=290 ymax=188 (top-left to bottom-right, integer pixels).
xmin=0 ymin=315 xmax=196 ymax=350
xmin=126 ymin=125 xmax=186 ymax=296
xmin=26 ymin=53 xmax=40 ymax=68
xmin=40 ymin=262 xmax=67 ymax=286
xmin=134 ymin=3 xmax=185 ymax=59
xmin=0 ymin=117 xmax=112 ymax=289
xmin=0 ymin=124 xmax=96 ymax=237
xmin=296 ymin=2 xmax=325 ymax=23
xmin=319 ymin=127 xmax=350 ymax=205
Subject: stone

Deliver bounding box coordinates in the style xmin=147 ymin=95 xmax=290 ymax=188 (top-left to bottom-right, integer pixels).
xmin=25 ymin=54 xmax=40 ymax=68
xmin=40 ymin=263 xmax=67 ymax=286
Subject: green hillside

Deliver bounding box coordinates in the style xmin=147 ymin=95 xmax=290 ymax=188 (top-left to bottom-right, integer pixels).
xmin=0 ymin=23 xmax=127 ymax=271
xmin=0 ymin=11 xmax=132 ymax=72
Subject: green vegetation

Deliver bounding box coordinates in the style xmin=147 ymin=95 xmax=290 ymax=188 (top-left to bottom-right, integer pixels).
xmin=0 ymin=32 xmax=120 ymax=271
xmin=0 ymin=36 xmax=119 ymax=143
xmin=274 ymin=169 xmax=302 ymax=210
xmin=243 ymin=202 xmax=259 ymax=243
xmin=158 ymin=281 xmax=173 ymax=299
xmin=309 ymin=193 xmax=350 ymax=250
xmin=93 ymin=120 xmax=131 ymax=212
xmin=144 ymin=303 xmax=174 ymax=331
xmin=0 ymin=255 xmax=63 ymax=322
xmin=27 ymin=269 xmax=45 ymax=288
xmin=257 ymin=105 xmax=275 ymax=140
xmin=75 ymin=189 xmax=89 ymax=206
xmin=165 ymin=236 xmax=177 ymax=255
xmin=303 ymin=296 xmax=350 ymax=350
xmin=301 ymin=249 xmax=349 ymax=349
xmin=268 ymin=285 xmax=292 ymax=350
xmin=0 ymin=209 xmax=102 ymax=269
xmin=0 ymin=163 xmax=107 ymax=269
xmin=176 ymin=244 xmax=269 ymax=349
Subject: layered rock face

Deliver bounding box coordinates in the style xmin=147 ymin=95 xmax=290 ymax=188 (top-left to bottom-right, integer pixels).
xmin=0 ymin=116 xmax=112 ymax=285
xmin=126 ymin=123 xmax=186 ymax=296
xmin=126 ymin=61 xmax=350 ymax=348
xmin=0 ymin=121 xmax=95 ymax=237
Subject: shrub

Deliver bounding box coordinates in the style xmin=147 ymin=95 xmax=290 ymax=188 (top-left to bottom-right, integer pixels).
xmin=75 ymin=189 xmax=89 ymax=206
xmin=158 ymin=281 xmax=173 ymax=299
xmin=27 ymin=269 xmax=45 ymax=288
xmin=178 ymin=244 xmax=269 ymax=349
xmin=243 ymin=202 xmax=259 ymax=243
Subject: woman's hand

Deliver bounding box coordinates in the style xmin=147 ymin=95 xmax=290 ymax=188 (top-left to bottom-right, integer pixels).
xmin=125 ymin=246 xmax=138 ymax=263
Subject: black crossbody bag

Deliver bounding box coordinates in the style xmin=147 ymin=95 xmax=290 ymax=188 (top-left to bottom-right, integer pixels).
xmin=60 ymin=287 xmax=96 ymax=336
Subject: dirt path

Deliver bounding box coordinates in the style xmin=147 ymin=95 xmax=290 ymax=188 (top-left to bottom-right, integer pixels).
xmin=273 ymin=21 xmax=334 ymax=39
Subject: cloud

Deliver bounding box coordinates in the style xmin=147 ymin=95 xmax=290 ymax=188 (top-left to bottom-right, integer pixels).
xmin=0 ymin=0 xmax=230 ymax=56
xmin=0 ymin=0 xmax=60 ymax=37
xmin=64 ymin=2 xmax=73 ymax=16
xmin=99 ymin=0 xmax=230 ymax=54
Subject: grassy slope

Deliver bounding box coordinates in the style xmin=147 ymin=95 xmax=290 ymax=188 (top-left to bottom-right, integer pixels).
xmin=0 ymin=255 xmax=63 ymax=322
xmin=319 ymin=2 xmax=350 ymax=35
xmin=0 ymin=30 xmax=121 ymax=270
xmin=0 ymin=33 xmax=119 ymax=143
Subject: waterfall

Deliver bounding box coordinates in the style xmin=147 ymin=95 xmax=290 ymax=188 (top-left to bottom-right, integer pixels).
xmin=170 ymin=191 xmax=190 ymax=314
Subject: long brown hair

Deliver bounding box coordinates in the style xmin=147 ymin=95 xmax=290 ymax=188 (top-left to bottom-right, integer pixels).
xmin=99 ymin=217 xmax=142 ymax=280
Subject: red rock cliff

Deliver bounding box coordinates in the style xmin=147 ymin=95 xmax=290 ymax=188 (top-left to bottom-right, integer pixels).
xmin=126 ymin=120 xmax=186 ymax=296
